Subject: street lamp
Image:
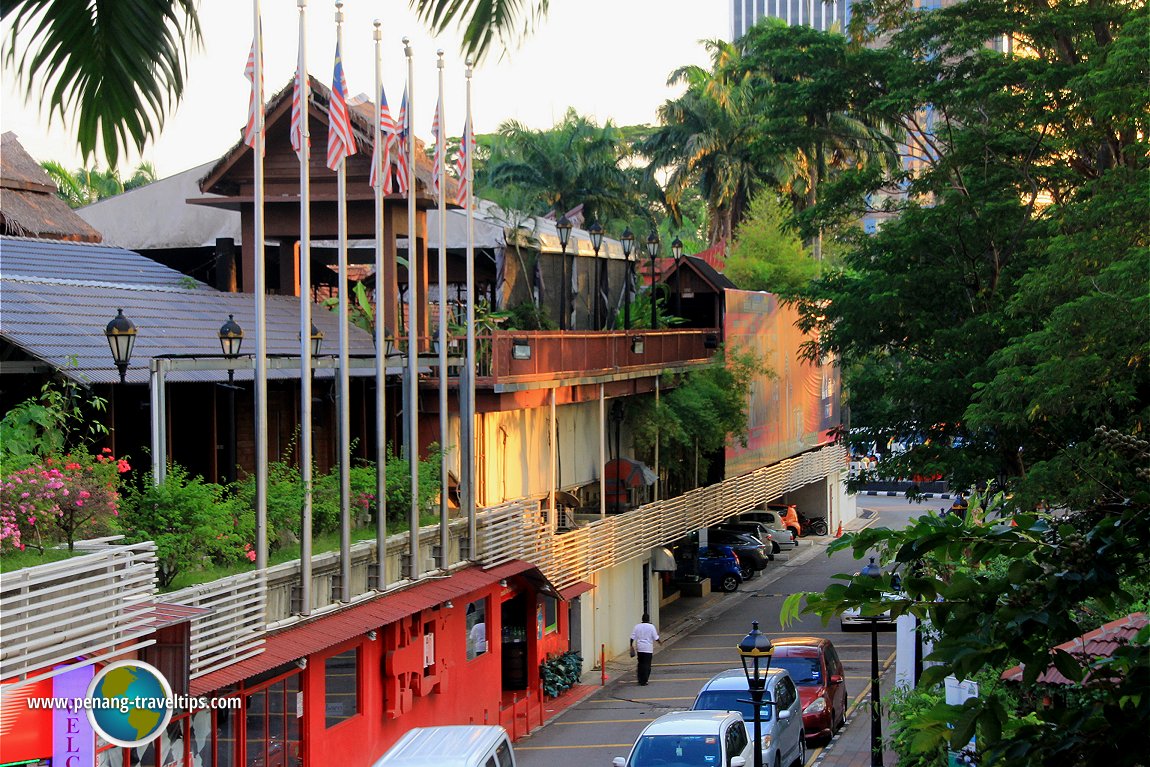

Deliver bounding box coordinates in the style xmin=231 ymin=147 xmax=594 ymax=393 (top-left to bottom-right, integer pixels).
xmin=737 ymin=620 xmax=775 ymax=767
xmin=305 ymin=322 xmax=324 ymax=358
xmin=589 ymin=222 xmax=604 ymax=328
xmin=645 ymin=230 xmax=660 ymax=329
xmin=218 ymin=314 xmax=244 ymax=384
xmin=556 ymin=214 xmax=573 ymax=330
xmin=104 ymin=309 xmax=137 ymax=384
xmin=620 ymin=228 xmax=635 ymax=330
xmin=859 ymin=556 xmax=885 ymax=767
xmin=671 ymin=235 xmax=684 ymax=318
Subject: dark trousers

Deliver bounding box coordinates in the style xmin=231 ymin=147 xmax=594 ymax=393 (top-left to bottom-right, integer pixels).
xmin=637 ymin=652 xmax=653 ymax=685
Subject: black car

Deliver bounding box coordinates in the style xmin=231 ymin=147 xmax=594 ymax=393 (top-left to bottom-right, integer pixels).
xmin=715 ymin=521 xmax=781 ymax=555
xmin=704 ymin=528 xmax=771 ymax=575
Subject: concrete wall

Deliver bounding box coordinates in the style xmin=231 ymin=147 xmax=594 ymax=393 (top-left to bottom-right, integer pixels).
xmin=577 ymin=556 xmax=650 ymax=674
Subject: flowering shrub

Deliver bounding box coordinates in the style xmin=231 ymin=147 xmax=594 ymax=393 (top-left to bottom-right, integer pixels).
xmin=0 ymin=449 xmax=127 ymax=552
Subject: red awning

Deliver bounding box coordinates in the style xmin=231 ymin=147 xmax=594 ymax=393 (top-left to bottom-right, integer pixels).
xmin=190 ymin=560 xmax=540 ymax=696
xmin=125 ymin=601 xmax=211 ymax=630
xmin=558 ymin=581 xmax=595 ymax=601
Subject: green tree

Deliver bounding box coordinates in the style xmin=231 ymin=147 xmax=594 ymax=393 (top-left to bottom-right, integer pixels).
xmin=479 ymin=109 xmax=634 ymax=224
xmin=41 ymin=161 xmax=157 ymax=208
xmin=723 ymin=192 xmax=818 ymax=295
xmin=3 ymin=0 xmax=547 ymax=167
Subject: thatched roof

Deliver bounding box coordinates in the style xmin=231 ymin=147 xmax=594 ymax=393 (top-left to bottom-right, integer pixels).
xmin=0 ymin=132 xmax=102 ymax=242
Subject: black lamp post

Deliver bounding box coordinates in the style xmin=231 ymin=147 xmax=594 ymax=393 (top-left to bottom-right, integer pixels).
xmin=737 ymin=620 xmax=775 ymax=767
xmin=621 ymin=228 xmax=635 ymax=330
xmin=671 ymin=235 xmax=684 ymax=318
xmin=645 ymin=230 xmax=660 ymax=329
xmin=104 ymin=309 xmax=137 ymax=384
xmin=218 ymin=314 xmax=244 ymax=384
xmin=610 ymin=399 xmax=625 ymax=514
xmin=556 ymin=215 xmax=573 ymax=330
xmin=306 ymin=322 xmax=324 ymax=358
xmin=860 ymin=556 xmax=885 ymax=767
xmin=589 ymin=222 xmax=604 ymax=329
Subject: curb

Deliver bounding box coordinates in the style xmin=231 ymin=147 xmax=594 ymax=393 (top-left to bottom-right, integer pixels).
xmin=863 ymin=490 xmax=952 ymax=499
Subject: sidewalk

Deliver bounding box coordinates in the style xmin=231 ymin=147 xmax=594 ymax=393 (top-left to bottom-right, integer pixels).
xmin=569 ymin=516 xmax=900 ymax=765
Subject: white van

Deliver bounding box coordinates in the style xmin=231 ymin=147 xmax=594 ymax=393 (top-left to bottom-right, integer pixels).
xmin=371 ymin=725 xmax=516 ymax=767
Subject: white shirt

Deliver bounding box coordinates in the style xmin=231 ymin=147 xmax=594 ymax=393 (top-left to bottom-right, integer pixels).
xmin=630 ymin=622 xmax=660 ymax=653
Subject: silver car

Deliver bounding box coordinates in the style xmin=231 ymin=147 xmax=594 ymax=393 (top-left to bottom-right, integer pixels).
xmin=733 ymin=511 xmax=799 ymax=548
xmin=692 ymin=668 xmax=806 ymax=767
xmin=613 ymin=710 xmax=756 ymax=767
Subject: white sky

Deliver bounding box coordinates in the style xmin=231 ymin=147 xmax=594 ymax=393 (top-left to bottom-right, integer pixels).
xmin=1 ymin=1 xmax=729 ymax=178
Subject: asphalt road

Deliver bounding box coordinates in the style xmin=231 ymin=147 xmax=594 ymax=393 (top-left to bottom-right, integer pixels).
xmin=515 ymin=496 xmax=931 ymax=767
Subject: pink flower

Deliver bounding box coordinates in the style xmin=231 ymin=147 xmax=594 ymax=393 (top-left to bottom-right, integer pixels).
xmin=245 ymin=550 xmax=257 ymax=562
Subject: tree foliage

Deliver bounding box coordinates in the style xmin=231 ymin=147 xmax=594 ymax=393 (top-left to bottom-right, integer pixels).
xmin=723 ymin=192 xmax=818 ymax=295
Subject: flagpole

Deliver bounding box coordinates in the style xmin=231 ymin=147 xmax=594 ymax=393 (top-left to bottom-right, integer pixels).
xmin=296 ymin=0 xmax=314 ymax=615
xmin=435 ymin=50 xmax=449 ymax=572
xmin=403 ymin=37 xmax=420 ymax=579
xmin=335 ymin=2 xmax=352 ymax=603
xmin=252 ymin=0 xmax=268 ymax=571
xmin=372 ymin=19 xmax=388 ymax=591
xmin=463 ymin=57 xmax=477 ymax=556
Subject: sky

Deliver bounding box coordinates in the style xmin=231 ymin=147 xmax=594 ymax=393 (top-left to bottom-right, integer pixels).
xmin=1 ymin=1 xmax=730 ymax=179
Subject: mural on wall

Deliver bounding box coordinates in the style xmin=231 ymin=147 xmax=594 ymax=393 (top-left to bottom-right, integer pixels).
xmin=723 ymin=290 xmax=839 ymax=478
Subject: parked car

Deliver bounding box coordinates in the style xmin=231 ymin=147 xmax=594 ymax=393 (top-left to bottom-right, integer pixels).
xmin=705 ymin=529 xmax=771 ymax=574
xmin=612 ymin=710 xmax=755 ymax=767
xmin=840 ymin=562 xmax=902 ymax=631
xmin=715 ymin=520 xmax=782 ymax=555
xmin=770 ymin=637 xmax=848 ymax=744
xmin=765 ymin=503 xmax=803 ymax=539
xmin=674 ymin=544 xmax=744 ymax=593
xmin=691 ymin=668 xmax=806 ymax=767
xmin=732 ymin=511 xmax=798 ymax=548
xmin=372 ymin=725 xmax=516 ymax=767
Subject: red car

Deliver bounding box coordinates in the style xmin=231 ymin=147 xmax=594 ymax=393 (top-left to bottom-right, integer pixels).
xmin=770 ymin=636 xmax=848 ymax=744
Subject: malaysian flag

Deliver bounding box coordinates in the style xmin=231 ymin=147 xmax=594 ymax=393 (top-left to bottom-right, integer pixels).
xmin=290 ymin=33 xmax=307 ymax=160
xmin=243 ymin=27 xmax=263 ymax=153
xmin=326 ymin=41 xmax=356 ymax=170
xmin=454 ymin=115 xmax=474 ymax=207
xmin=431 ymin=93 xmax=444 ymax=198
xmin=369 ymin=85 xmax=397 ymax=189
xmin=388 ymin=85 xmax=410 ymax=195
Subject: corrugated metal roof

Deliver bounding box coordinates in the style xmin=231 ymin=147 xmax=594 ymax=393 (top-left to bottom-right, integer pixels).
xmin=1001 ymin=612 xmax=1148 ymax=685
xmin=189 ymin=561 xmax=537 ymax=696
xmin=1 ymin=236 xmax=376 ymax=384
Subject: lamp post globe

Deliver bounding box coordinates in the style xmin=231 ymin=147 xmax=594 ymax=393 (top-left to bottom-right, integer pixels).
xmin=645 ymin=231 xmax=660 ymax=329
xmin=620 ymin=228 xmax=635 ymax=330
xmin=104 ymin=308 xmax=137 ymax=384
xmin=859 ymin=556 xmax=885 ymax=767
xmin=737 ymin=620 xmax=774 ymax=767
xmin=219 ymin=314 xmax=244 ymax=384
xmin=671 ymin=235 xmax=684 ymax=317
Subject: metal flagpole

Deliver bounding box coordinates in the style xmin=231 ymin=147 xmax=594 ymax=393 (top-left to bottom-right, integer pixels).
xmin=462 ymin=59 xmax=477 ymax=556
xmin=435 ymin=52 xmax=449 ymax=571
xmin=296 ymin=0 xmax=314 ymax=614
xmin=403 ymin=38 xmax=421 ymax=579
xmin=334 ymin=3 xmax=352 ymax=602
xmin=252 ymin=0 xmax=268 ymax=570
xmin=372 ymin=19 xmax=388 ymax=590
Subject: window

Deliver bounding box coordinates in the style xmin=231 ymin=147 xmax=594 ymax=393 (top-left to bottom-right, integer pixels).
xmin=495 ymin=741 xmax=513 ymax=767
xmin=324 ymin=648 xmax=359 ymax=727
xmin=726 ymin=720 xmax=749 ymax=761
xmin=541 ymin=594 xmax=558 ymax=634
xmin=466 ymin=598 xmax=488 ymax=660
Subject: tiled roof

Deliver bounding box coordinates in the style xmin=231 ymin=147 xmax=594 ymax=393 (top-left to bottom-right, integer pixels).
xmin=1000 ymin=612 xmax=1148 ymax=685
xmin=0 ymin=236 xmax=375 ymax=384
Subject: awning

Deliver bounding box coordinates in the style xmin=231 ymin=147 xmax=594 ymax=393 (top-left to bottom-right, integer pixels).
xmin=125 ymin=601 xmax=211 ymax=630
xmin=558 ymin=581 xmax=596 ymax=601
xmin=190 ymin=560 xmax=541 ymax=696
xmin=650 ymin=547 xmax=677 ymax=572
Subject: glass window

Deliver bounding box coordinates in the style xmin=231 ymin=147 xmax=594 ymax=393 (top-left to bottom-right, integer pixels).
xmin=189 ymin=708 xmax=212 ymax=767
xmin=324 ymin=648 xmax=360 ymax=728
xmin=215 ymin=704 xmax=236 ymax=767
xmin=466 ymin=599 xmax=488 ymax=660
xmin=631 ymin=734 xmax=721 ymax=765
xmin=495 ymin=741 xmax=513 ymax=767
xmin=245 ymin=688 xmax=267 ymax=766
xmin=542 ymin=595 xmax=558 ymax=634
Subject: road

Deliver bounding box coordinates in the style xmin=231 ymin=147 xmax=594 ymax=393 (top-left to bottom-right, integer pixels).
xmin=516 ymin=496 xmax=931 ymax=767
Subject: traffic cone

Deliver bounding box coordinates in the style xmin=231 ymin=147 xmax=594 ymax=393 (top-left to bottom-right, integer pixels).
xmin=835 ymin=521 xmax=843 ymax=538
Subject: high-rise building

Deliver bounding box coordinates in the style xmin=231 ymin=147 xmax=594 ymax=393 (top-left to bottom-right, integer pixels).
xmin=730 ymin=0 xmax=851 ymax=38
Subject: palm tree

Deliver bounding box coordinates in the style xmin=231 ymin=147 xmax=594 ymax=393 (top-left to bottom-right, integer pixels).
xmin=480 ymin=109 xmax=634 ymax=224
xmin=41 ymin=161 xmax=158 ymax=208
xmin=640 ymin=39 xmax=795 ymax=246
xmin=3 ymin=0 xmax=546 ymax=167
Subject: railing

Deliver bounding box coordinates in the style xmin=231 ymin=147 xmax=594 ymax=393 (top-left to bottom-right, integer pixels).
xmin=0 ymin=543 xmax=158 ymax=686
xmin=166 ymin=571 xmax=267 ymax=680
xmin=476 ymin=329 xmax=719 ymax=383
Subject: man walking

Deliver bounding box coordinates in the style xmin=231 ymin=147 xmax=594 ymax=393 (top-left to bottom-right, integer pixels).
xmin=629 ymin=613 xmax=660 ymax=686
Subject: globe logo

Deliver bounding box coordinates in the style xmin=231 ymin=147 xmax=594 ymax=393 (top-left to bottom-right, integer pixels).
xmin=85 ymin=660 xmax=173 ymax=747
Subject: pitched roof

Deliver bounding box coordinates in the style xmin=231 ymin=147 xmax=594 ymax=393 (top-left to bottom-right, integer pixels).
xmin=0 ymin=236 xmax=375 ymax=384
xmin=1000 ymin=612 xmax=1148 ymax=685
xmin=0 ymin=132 xmax=102 ymax=243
